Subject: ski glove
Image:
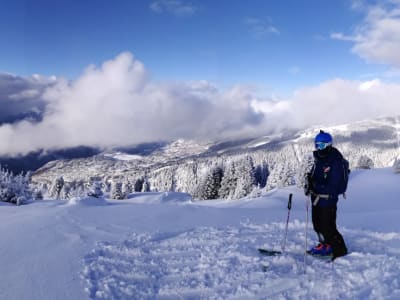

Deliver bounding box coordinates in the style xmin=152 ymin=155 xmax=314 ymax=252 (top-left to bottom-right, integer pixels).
xmin=304 ymin=173 xmax=314 ymax=196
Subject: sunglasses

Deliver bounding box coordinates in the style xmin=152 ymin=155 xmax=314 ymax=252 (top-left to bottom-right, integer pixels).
xmin=315 ymin=141 xmax=331 ymax=150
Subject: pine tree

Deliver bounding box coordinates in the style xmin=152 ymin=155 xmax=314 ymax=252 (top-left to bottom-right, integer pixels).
xmin=265 ymin=163 xmax=279 ymax=191
xmin=255 ymin=160 xmax=269 ymax=188
xmin=218 ymin=161 xmax=237 ymax=199
xmin=34 ymin=182 xmax=48 ymax=199
xmin=233 ymin=156 xmax=257 ymax=199
xmin=199 ymin=166 xmax=223 ymax=200
xmin=88 ymin=181 xmax=103 ymax=198
xmin=0 ymin=167 xmax=32 ymax=205
xmin=296 ymin=153 xmax=314 ymax=189
xmin=141 ymin=180 xmax=150 ymax=192
xmin=111 ymin=181 xmax=124 ymax=200
xmin=51 ymin=176 xmax=64 ymax=199
xmin=0 ymin=169 xmax=15 ymax=203
xmin=34 ymin=188 xmax=44 ymax=200
xmin=357 ymin=155 xmax=374 ymax=169
xmin=122 ymin=180 xmax=133 ymax=197
xmin=134 ymin=178 xmax=144 ymax=192
xmin=62 ymin=183 xmax=71 ymax=199
xmin=69 ymin=180 xmax=86 ymax=198
xmin=266 ymin=161 xmax=295 ymax=191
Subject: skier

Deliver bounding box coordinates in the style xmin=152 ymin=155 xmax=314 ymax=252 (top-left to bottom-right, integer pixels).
xmin=305 ymin=130 xmax=348 ymax=260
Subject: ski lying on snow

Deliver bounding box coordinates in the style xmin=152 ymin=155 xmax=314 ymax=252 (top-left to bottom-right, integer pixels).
xmin=258 ymin=248 xmax=282 ymax=256
xmin=258 ymin=248 xmax=282 ymax=272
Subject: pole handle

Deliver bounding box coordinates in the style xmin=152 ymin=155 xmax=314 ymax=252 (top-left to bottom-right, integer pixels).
xmin=288 ymin=193 xmax=292 ymax=210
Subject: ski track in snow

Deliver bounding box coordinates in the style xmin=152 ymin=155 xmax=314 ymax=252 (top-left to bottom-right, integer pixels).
xmin=81 ymin=221 xmax=400 ymax=299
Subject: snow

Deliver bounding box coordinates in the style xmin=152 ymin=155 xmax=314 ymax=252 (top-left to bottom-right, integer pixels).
xmin=161 ymin=139 xmax=210 ymax=158
xmin=103 ymin=152 xmax=143 ymax=161
xmin=1 ymin=168 xmax=400 ymax=299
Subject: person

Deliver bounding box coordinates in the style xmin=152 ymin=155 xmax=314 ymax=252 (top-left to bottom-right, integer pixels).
xmin=305 ymin=130 xmax=348 ymax=260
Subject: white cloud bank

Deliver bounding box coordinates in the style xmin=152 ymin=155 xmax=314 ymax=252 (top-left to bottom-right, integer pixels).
xmin=1 ymin=52 xmax=400 ymax=156
xmin=0 ymin=53 xmax=263 ymax=155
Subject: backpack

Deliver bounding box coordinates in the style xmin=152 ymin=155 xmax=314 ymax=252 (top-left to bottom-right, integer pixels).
xmin=338 ymin=157 xmax=350 ymax=197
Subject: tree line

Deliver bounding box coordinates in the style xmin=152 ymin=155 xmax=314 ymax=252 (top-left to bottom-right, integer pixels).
xmin=2 ymin=140 xmax=400 ymax=204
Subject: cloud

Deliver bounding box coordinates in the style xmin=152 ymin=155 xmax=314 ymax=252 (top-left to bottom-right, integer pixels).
xmin=284 ymin=78 xmax=400 ymax=129
xmin=330 ymin=32 xmax=358 ymax=42
xmin=0 ymin=53 xmax=263 ymax=155
xmin=332 ymin=1 xmax=400 ymax=67
xmin=359 ymin=78 xmax=381 ymax=91
xmin=1 ymin=52 xmax=400 ymax=156
xmin=149 ymin=0 xmax=199 ymax=17
xmin=244 ymin=17 xmax=280 ymax=39
xmin=0 ymin=73 xmax=56 ymax=124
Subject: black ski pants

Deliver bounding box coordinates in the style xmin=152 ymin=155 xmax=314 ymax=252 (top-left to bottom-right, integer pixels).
xmin=312 ymin=205 xmax=347 ymax=257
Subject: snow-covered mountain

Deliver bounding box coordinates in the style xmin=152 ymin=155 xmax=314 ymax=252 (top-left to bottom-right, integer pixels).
xmin=31 ymin=116 xmax=400 ymax=200
xmin=1 ymin=167 xmax=400 ymax=299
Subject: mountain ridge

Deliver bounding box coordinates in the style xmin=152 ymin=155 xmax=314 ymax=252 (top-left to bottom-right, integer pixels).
xmin=30 ymin=115 xmax=400 ymax=199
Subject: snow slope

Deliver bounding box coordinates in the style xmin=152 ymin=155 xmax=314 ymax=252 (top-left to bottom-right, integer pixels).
xmin=1 ymin=168 xmax=400 ymax=299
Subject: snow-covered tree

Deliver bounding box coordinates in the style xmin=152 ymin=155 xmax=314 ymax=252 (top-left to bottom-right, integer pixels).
xmin=50 ymin=176 xmax=64 ymax=199
xmin=134 ymin=178 xmax=144 ymax=192
xmin=218 ymin=161 xmax=237 ymax=199
xmin=61 ymin=182 xmax=71 ymax=199
xmin=88 ymin=181 xmax=104 ymax=198
xmin=141 ymin=180 xmax=150 ymax=192
xmin=0 ymin=167 xmax=32 ymax=205
xmin=103 ymin=180 xmax=112 ymax=193
xmin=198 ymin=166 xmax=223 ymax=200
xmin=173 ymin=162 xmax=200 ymax=195
xmin=215 ymin=156 xmax=258 ymax=200
xmin=33 ymin=188 xmax=44 ymax=200
xmin=296 ymin=153 xmax=314 ymax=189
xmin=267 ymin=161 xmax=296 ymax=191
xmin=255 ymin=160 xmax=269 ymax=188
xmin=68 ymin=180 xmax=86 ymax=198
xmin=122 ymin=180 xmax=133 ymax=197
xmin=111 ymin=181 xmax=124 ymax=200
xmin=248 ymin=183 xmax=263 ymax=198
xmin=233 ymin=156 xmax=257 ymax=199
xmin=357 ymin=155 xmax=374 ymax=169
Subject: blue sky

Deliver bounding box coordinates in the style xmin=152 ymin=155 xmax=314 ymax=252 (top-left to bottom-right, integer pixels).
xmin=1 ymin=0 xmax=400 ymax=155
xmin=1 ymin=0 xmax=393 ymax=95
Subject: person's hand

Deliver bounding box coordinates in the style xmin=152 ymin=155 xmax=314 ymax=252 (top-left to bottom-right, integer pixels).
xmin=304 ymin=173 xmax=314 ymax=196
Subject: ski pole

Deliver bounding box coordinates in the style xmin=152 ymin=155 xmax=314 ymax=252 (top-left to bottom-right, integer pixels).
xmin=304 ymin=195 xmax=310 ymax=273
xmin=281 ymin=193 xmax=293 ymax=253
